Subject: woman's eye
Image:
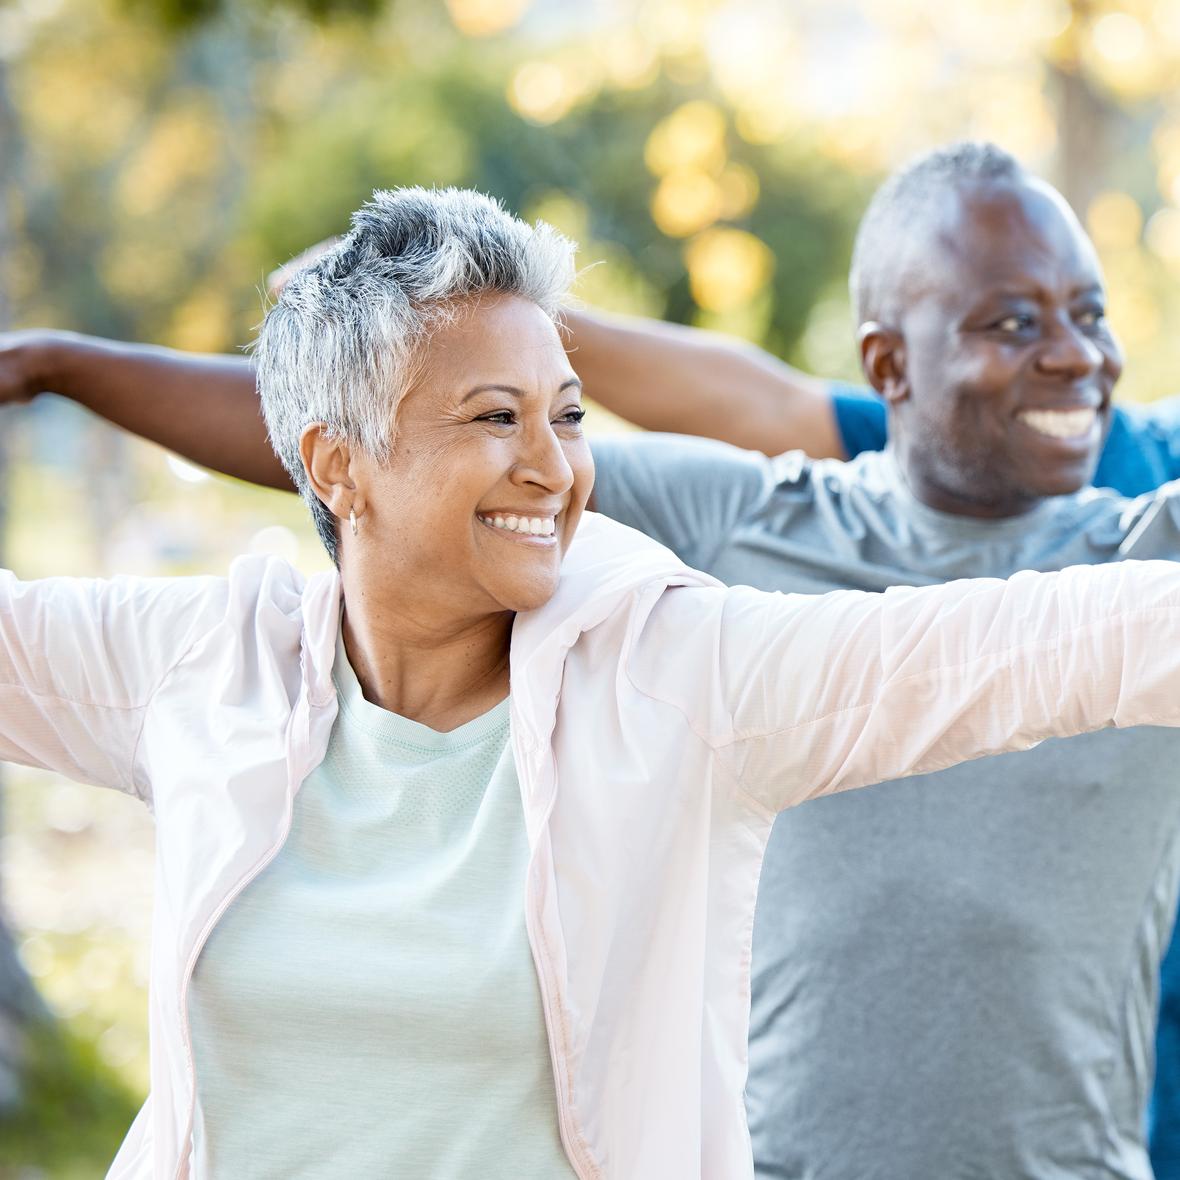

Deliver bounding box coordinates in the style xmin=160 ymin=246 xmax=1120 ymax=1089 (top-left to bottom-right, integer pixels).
xmin=557 ymin=408 xmax=587 ymax=425
xmin=479 ymin=411 xmax=515 ymax=425
xmin=1076 ymin=307 xmax=1107 ymax=328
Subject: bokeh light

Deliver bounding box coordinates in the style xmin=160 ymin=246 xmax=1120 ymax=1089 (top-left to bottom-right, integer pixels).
xmin=445 ymin=0 xmax=533 ymax=38
xmin=1088 ymin=190 xmax=1144 ymax=250
xmin=684 ymin=226 xmax=775 ymax=311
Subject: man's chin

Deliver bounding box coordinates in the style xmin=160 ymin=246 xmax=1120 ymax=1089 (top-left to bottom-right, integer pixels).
xmin=1022 ymin=461 xmax=1098 ymax=501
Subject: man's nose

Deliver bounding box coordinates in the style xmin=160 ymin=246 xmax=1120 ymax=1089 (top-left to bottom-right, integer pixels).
xmin=1036 ymin=320 xmax=1104 ymax=381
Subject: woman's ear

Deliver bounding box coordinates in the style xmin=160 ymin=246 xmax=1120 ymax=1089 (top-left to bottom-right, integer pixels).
xmin=858 ymin=323 xmax=909 ymax=408
xmin=299 ymin=425 xmax=361 ymax=520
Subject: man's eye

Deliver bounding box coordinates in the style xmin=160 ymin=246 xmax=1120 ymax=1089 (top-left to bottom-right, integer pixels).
xmin=995 ymin=313 xmax=1034 ymax=333
xmin=1076 ymin=307 xmax=1107 ymax=328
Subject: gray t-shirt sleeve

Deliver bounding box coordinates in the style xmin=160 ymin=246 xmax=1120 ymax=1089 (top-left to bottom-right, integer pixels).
xmin=590 ymin=433 xmax=774 ymax=568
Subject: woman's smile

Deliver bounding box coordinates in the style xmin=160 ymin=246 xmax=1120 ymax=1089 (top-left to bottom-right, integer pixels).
xmin=477 ymin=511 xmax=559 ymax=543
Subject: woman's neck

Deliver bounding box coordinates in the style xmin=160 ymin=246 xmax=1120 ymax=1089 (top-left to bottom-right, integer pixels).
xmin=339 ymin=582 xmax=512 ymax=734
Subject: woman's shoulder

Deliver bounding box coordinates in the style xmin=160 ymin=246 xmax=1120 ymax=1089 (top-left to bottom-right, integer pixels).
xmin=222 ymin=552 xmax=314 ymax=610
xmin=130 ymin=554 xmax=334 ymax=667
xmin=144 ymin=556 xmax=338 ymax=703
xmin=527 ymin=513 xmax=720 ymax=630
xmin=510 ymin=513 xmax=720 ymax=676
xmin=222 ymin=553 xmax=338 ymax=655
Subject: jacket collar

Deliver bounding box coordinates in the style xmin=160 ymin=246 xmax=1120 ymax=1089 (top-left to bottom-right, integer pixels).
xmin=301 ymin=568 xmax=346 ymax=708
xmin=297 ymin=514 xmax=716 ymax=729
xmin=509 ymin=513 xmax=718 ymax=747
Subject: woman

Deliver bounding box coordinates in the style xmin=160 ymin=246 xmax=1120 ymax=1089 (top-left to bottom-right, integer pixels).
xmin=7 ymin=187 xmax=1180 ymax=1180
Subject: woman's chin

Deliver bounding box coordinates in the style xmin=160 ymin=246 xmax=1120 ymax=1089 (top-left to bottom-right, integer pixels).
xmin=490 ymin=572 xmax=562 ymax=615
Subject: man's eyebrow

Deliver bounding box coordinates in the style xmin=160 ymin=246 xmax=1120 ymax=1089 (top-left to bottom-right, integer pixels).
xmin=976 ymin=281 xmax=1106 ymax=303
xmin=461 ymin=377 xmax=583 ymax=403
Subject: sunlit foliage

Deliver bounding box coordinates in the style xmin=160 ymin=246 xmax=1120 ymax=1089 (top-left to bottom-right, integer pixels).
xmin=9 ymin=2 xmax=1180 ymax=1174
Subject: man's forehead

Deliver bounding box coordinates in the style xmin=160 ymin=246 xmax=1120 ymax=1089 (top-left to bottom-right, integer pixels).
xmin=936 ymin=179 xmax=1095 ymax=277
xmin=883 ymin=179 xmax=1102 ymax=317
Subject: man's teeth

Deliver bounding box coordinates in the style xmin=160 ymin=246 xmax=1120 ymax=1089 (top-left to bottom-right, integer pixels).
xmin=481 ymin=514 xmax=556 ymax=536
xmin=1019 ymin=408 xmax=1097 ymax=439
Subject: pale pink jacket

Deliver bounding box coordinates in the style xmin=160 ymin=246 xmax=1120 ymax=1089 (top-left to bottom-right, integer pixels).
xmin=3 ymin=514 xmax=1180 ymax=1179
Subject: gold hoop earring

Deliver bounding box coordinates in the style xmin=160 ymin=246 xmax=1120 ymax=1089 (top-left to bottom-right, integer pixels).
xmin=349 ymin=508 xmax=358 ymax=537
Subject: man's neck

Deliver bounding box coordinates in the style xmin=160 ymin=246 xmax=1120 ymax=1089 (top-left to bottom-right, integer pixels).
xmin=885 ymin=442 xmax=1045 ymax=521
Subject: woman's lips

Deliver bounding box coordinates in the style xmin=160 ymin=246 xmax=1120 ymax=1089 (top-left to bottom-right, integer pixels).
xmin=476 ymin=512 xmax=558 ymax=541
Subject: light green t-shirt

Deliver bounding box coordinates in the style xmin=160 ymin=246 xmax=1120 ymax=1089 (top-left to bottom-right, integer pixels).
xmin=188 ymin=629 xmax=574 ymax=1178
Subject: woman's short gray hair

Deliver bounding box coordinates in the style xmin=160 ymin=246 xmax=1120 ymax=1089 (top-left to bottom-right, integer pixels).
xmin=254 ymin=186 xmax=577 ymax=561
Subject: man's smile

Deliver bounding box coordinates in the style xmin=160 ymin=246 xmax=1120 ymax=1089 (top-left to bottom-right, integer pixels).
xmin=1016 ymin=406 xmax=1100 ymax=441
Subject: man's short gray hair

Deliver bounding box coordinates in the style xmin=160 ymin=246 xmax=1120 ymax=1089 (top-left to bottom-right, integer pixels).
xmin=254 ymin=186 xmax=577 ymax=561
xmin=849 ymin=141 xmax=1024 ymax=326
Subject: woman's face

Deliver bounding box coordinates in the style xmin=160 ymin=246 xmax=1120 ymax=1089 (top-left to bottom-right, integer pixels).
xmin=346 ymin=295 xmax=593 ymax=618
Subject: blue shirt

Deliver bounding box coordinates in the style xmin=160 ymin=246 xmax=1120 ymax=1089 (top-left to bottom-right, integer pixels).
xmin=831 ymin=384 xmax=1180 ymax=1178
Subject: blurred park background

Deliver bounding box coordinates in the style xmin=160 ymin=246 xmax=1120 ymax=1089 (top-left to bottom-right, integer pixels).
xmin=3 ymin=0 xmax=1180 ymax=1173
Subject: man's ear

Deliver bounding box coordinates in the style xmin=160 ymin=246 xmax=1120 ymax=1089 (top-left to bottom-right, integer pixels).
xmin=858 ymin=322 xmax=909 ymax=408
xmin=299 ymin=425 xmax=361 ymax=521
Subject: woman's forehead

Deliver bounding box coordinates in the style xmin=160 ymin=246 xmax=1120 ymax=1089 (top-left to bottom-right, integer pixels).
xmin=415 ymin=297 xmax=574 ymax=394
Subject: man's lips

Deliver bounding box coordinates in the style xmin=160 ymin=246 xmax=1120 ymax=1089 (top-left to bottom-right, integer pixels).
xmin=1015 ymin=406 xmax=1101 ymax=441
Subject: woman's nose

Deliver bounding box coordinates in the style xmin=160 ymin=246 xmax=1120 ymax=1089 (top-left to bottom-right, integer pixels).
xmin=512 ymin=422 xmax=575 ymax=493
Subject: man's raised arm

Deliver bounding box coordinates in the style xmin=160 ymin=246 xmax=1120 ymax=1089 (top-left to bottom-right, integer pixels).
xmin=561 ymin=308 xmax=847 ymax=458
xmin=0 ymin=330 xmax=293 ymax=490
xmin=0 ymin=307 xmax=847 ymax=489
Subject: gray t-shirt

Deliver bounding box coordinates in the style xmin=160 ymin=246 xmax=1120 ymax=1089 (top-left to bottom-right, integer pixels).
xmin=592 ymin=433 xmax=1180 ymax=1180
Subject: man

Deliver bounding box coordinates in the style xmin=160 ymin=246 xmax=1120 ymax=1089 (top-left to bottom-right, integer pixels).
xmin=4 ymin=143 xmax=1180 ymax=1177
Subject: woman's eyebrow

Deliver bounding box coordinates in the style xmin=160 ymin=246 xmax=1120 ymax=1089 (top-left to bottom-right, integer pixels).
xmin=461 ymin=377 xmax=583 ymax=403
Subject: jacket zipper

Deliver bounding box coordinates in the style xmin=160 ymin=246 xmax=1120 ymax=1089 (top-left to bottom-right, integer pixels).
xmin=524 ymin=903 xmax=600 ymax=1179
xmin=516 ymin=729 xmax=600 ymax=1180
xmin=170 ymin=758 xmax=304 ymax=1180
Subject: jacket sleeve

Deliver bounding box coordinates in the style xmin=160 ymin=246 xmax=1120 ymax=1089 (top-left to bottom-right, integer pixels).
xmin=0 ymin=570 xmax=223 ymax=799
xmin=703 ymin=560 xmax=1180 ymax=813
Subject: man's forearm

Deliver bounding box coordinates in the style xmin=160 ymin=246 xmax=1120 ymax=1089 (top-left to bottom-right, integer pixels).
xmin=561 ymin=307 xmax=846 ymax=459
xmin=21 ymin=332 xmax=293 ymax=490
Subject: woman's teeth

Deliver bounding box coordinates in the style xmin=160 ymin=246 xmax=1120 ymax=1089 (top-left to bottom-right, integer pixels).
xmin=479 ymin=514 xmax=556 ymax=536
xmin=1019 ymin=407 xmax=1097 ymax=439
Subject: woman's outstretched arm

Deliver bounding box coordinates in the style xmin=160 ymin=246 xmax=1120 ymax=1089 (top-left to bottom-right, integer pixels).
xmin=0 ymin=569 xmax=225 ymax=797
xmin=638 ymin=560 xmax=1180 ymax=813
xmin=0 ymin=330 xmax=292 ymax=490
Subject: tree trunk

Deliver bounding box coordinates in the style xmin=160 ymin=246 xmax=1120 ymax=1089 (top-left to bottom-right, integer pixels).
xmin=1046 ymin=1 xmax=1122 ymax=215
xmin=0 ymin=53 xmax=54 ymax=1116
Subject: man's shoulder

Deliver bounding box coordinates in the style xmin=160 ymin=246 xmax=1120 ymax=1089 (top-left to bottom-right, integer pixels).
xmin=589 ymin=430 xmax=880 ymax=501
xmin=591 ymin=430 xmax=776 ymax=481
xmin=763 ymin=448 xmax=901 ymax=520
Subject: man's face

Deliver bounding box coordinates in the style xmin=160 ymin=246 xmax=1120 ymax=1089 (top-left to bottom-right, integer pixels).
xmin=885 ymin=178 xmax=1124 ymax=518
